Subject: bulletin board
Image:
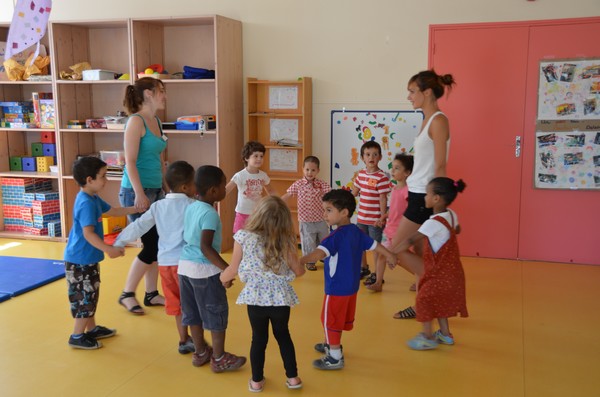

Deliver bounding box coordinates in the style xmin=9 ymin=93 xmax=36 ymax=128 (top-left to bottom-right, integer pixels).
xmin=330 ymin=110 xmax=423 ymax=190
xmin=535 ymin=58 xmax=600 ymax=189
xmin=534 ymin=129 xmax=600 ymax=189
xmin=538 ymin=59 xmax=600 ymax=120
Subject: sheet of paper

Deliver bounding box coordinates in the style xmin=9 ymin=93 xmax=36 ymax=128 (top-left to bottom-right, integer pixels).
xmin=270 ymin=119 xmax=299 ymax=142
xmin=269 ymin=148 xmax=297 ymax=172
xmin=269 ymin=86 xmax=298 ymax=109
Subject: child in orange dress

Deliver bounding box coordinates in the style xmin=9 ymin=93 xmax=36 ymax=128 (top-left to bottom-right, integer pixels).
xmin=391 ymin=177 xmax=468 ymax=350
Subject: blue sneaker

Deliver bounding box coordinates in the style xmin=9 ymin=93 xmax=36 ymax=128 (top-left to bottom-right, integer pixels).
xmin=313 ymin=354 xmax=344 ymax=370
xmin=407 ymin=333 xmax=438 ymax=350
xmin=434 ymin=330 xmax=455 ymax=345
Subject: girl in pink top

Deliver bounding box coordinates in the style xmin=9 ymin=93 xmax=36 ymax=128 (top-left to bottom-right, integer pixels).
xmin=365 ymin=154 xmax=413 ymax=292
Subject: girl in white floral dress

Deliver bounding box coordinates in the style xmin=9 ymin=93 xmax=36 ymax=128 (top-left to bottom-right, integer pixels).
xmin=221 ymin=196 xmax=305 ymax=392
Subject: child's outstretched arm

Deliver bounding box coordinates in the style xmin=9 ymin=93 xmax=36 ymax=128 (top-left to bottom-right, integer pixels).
xmin=264 ymin=183 xmax=277 ymax=196
xmin=373 ymin=243 xmax=397 ymax=268
xmin=300 ymin=248 xmax=327 ymax=266
xmin=220 ymin=241 xmax=241 ymax=284
xmin=113 ymin=211 xmax=156 ymax=247
xmin=200 ymin=229 xmax=229 ymax=271
xmin=288 ymin=250 xmax=305 ymax=277
xmin=82 ymin=225 xmax=124 ymax=259
xmin=225 ymin=180 xmax=237 ymax=196
xmin=105 ymin=206 xmax=139 ymax=218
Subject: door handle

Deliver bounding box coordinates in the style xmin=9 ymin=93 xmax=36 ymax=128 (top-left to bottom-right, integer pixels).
xmin=515 ymin=135 xmax=521 ymax=158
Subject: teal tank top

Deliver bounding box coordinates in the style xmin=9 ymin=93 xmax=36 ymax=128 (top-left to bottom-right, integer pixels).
xmin=121 ymin=114 xmax=167 ymax=189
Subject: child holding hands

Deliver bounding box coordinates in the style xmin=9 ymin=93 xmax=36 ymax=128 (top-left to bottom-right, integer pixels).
xmin=114 ymin=161 xmax=197 ymax=354
xmin=391 ymin=177 xmax=468 ymax=350
xmin=221 ymin=196 xmax=305 ymax=392
xmin=226 ymin=141 xmax=275 ymax=234
xmin=351 ymin=141 xmax=391 ymax=278
xmin=282 ymin=155 xmax=331 ymax=271
xmin=301 ymin=189 xmax=396 ymax=370
xmin=64 ymin=156 xmax=138 ymax=349
xmin=365 ymin=154 xmax=413 ymax=292
xmin=179 ymin=165 xmax=246 ymax=371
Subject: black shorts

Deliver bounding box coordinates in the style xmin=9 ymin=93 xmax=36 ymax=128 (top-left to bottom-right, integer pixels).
xmin=403 ymin=191 xmax=434 ymax=225
xmin=138 ymin=225 xmax=159 ymax=264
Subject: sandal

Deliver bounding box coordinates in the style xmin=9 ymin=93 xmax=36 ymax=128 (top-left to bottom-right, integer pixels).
xmin=286 ymin=377 xmax=303 ymax=389
xmin=305 ymin=263 xmax=317 ymax=271
xmin=118 ymin=291 xmax=145 ymax=315
xmin=144 ymin=290 xmax=165 ymax=307
xmin=248 ymin=378 xmax=265 ymax=392
xmin=393 ymin=306 xmax=416 ymax=319
xmin=363 ymin=273 xmax=377 ymax=285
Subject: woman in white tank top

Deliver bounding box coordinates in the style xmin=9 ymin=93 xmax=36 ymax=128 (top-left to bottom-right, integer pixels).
xmin=388 ymin=70 xmax=456 ymax=320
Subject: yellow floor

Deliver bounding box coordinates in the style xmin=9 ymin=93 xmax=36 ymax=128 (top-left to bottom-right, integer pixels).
xmin=0 ymin=238 xmax=599 ymax=397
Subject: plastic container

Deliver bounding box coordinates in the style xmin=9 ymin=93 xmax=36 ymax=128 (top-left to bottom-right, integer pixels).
xmin=175 ymin=121 xmax=199 ymax=130
xmin=82 ymin=70 xmax=118 ymax=81
xmin=99 ymin=150 xmax=125 ymax=167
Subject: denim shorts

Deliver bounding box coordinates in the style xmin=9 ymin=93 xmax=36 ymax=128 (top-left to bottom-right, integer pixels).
xmin=118 ymin=187 xmax=164 ymax=222
xmin=179 ymin=273 xmax=229 ymax=332
xmin=357 ymin=222 xmax=383 ymax=242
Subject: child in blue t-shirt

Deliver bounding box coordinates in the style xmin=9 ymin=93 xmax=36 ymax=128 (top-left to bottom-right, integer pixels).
xmin=64 ymin=156 xmax=138 ymax=350
xmin=178 ymin=165 xmax=246 ymax=372
xmin=300 ymin=189 xmax=396 ymax=370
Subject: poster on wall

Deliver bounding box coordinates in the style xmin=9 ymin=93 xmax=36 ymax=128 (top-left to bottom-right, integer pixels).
xmin=538 ymin=59 xmax=600 ymax=120
xmin=330 ymin=110 xmax=423 ymax=191
xmin=534 ymin=130 xmax=600 ymax=189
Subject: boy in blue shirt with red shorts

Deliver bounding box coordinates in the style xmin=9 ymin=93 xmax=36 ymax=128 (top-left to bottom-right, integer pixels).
xmin=300 ymin=189 xmax=396 ymax=369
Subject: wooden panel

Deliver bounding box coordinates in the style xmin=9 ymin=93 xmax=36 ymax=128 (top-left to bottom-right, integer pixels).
xmin=215 ymin=16 xmax=243 ymax=250
xmin=88 ymin=27 xmax=130 ymax=72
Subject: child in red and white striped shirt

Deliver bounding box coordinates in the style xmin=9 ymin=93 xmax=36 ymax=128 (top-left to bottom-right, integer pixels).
xmin=351 ymin=141 xmax=391 ymax=278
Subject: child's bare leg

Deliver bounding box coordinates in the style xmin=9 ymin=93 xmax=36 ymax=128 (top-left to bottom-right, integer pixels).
xmin=73 ymin=317 xmax=92 ymax=334
xmin=361 ymin=252 xmax=368 ymax=268
xmin=210 ymin=330 xmax=226 ymax=358
xmin=422 ymin=321 xmax=434 ymax=339
xmin=190 ymin=325 xmax=208 ymax=352
xmin=176 ymin=314 xmax=190 ymax=343
xmin=367 ymin=253 xmax=386 ymax=291
xmin=397 ymin=250 xmax=424 ymax=277
xmin=437 ymin=318 xmax=450 ymax=336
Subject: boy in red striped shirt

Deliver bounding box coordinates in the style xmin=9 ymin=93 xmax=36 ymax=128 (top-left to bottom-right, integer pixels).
xmin=351 ymin=141 xmax=391 ymax=278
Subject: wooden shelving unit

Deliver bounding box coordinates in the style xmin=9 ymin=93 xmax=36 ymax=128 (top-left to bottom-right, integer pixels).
xmin=246 ymin=77 xmax=312 ymax=235
xmin=0 ymin=16 xmax=243 ymax=249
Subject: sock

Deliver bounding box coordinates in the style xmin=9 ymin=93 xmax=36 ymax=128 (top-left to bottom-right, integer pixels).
xmin=71 ymin=333 xmax=84 ymax=339
xmin=329 ymin=348 xmax=342 ymax=360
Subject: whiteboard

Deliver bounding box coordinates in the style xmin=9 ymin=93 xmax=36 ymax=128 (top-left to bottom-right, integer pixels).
xmin=330 ymin=110 xmax=423 ymax=190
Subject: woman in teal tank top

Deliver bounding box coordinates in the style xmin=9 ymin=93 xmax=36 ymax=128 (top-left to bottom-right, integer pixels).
xmin=118 ymin=78 xmax=168 ymax=315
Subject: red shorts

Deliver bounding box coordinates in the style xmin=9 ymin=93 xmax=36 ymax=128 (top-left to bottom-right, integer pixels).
xmin=321 ymin=293 xmax=357 ymax=346
xmin=159 ymin=266 xmax=182 ymax=316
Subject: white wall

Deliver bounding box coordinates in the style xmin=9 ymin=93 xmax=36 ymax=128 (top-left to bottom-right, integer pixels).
xmin=4 ymin=0 xmax=599 ymax=177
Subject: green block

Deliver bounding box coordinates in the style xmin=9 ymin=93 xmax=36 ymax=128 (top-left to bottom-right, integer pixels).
xmin=31 ymin=142 xmax=43 ymax=157
xmin=9 ymin=156 xmax=22 ymax=171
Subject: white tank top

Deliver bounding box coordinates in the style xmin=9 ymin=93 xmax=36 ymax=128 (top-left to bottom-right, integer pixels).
xmin=406 ymin=111 xmax=449 ymax=194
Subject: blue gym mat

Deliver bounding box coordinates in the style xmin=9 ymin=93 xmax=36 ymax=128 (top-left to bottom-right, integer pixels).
xmin=0 ymin=256 xmax=65 ymax=301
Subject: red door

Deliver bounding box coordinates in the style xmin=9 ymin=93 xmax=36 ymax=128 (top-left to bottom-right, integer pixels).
xmin=519 ymin=21 xmax=600 ymax=264
xmin=430 ymin=18 xmax=600 ymax=265
xmin=429 ymin=24 xmax=530 ymax=259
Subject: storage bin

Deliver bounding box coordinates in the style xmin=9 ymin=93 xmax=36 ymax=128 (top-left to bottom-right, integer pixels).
xmin=82 ymin=70 xmax=118 ymax=81
xmin=100 ymin=151 xmax=125 ymax=167
xmin=102 ymin=215 xmax=127 ymax=235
